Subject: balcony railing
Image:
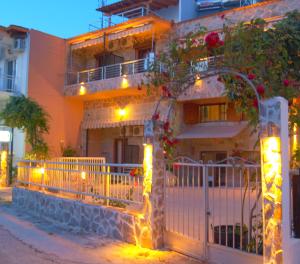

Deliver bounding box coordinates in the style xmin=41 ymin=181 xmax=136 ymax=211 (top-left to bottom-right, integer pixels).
xmin=0 ymin=74 xmax=18 ymax=93
xmin=17 ymin=159 xmax=144 ymax=208
xmin=100 ymin=7 xmax=149 ymax=28
xmin=66 ymin=58 xmax=150 ymax=85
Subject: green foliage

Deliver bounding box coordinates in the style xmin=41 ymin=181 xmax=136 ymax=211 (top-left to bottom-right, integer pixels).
xmin=61 ymin=145 xmax=77 ymax=157
xmin=222 ymin=11 xmax=300 ymax=129
xmin=0 ymin=95 xmax=49 ymax=160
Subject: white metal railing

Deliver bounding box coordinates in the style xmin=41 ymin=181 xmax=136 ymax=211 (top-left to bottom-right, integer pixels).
xmin=99 ymin=6 xmax=156 ymax=29
xmin=17 ymin=159 xmax=144 ymax=207
xmin=67 ymin=58 xmax=149 ymax=85
xmin=115 ymin=6 xmax=148 ymax=19
xmin=165 ymin=159 xmax=262 ymax=256
xmin=0 ymin=74 xmax=18 ymax=93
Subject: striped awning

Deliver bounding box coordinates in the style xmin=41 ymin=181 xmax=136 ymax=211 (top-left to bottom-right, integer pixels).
xmin=108 ymin=24 xmax=153 ymax=41
xmin=71 ymin=37 xmax=104 ymax=50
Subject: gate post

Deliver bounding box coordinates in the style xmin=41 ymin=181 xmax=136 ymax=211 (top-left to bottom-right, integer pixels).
xmin=260 ymin=97 xmax=289 ymax=264
xmin=140 ymin=121 xmax=165 ymax=249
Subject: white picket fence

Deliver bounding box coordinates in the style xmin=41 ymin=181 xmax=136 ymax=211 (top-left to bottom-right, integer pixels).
xmin=17 ymin=157 xmax=144 ymax=207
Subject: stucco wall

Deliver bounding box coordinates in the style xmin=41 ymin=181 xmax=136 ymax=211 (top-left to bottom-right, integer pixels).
xmin=27 ymin=30 xmax=83 ymax=156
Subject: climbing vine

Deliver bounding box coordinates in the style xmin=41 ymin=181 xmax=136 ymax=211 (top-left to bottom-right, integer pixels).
xmin=146 ymin=11 xmax=300 ymax=159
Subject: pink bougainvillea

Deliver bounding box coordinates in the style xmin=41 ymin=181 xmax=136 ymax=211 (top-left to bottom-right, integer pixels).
xmin=205 ymin=32 xmax=223 ymax=49
xmin=256 ymin=84 xmax=265 ymax=96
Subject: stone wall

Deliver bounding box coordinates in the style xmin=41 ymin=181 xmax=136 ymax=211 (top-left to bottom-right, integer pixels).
xmin=175 ymin=0 xmax=299 ymax=37
xmin=82 ymin=93 xmax=169 ymax=130
xmin=12 ymin=187 xmax=141 ymax=245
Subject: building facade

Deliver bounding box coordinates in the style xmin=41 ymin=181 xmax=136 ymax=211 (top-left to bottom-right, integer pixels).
xmin=61 ymin=0 xmax=299 ymax=164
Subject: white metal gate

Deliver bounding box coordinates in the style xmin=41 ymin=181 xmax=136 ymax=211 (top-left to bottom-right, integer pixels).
xmin=164 ymin=157 xmax=263 ymax=264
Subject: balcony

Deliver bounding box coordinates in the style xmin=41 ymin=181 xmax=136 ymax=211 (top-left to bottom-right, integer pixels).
xmin=64 ymin=58 xmax=150 ymax=97
xmin=97 ymin=0 xmax=178 ymax=28
xmin=0 ymin=74 xmax=18 ymax=94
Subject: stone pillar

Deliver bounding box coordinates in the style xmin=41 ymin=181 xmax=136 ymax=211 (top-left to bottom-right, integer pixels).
xmin=139 ymin=121 xmax=165 ymax=249
xmin=149 ymin=129 xmax=165 ymax=248
xmin=260 ymin=97 xmax=289 ymax=264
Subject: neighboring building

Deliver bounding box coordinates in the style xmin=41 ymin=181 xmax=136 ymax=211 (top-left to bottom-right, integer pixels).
xmin=0 ymin=26 xmax=76 ymax=160
xmin=0 ymin=26 xmax=29 ymax=161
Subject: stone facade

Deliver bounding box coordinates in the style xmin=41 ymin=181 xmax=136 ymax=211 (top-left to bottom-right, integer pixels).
xmin=12 ymin=187 xmax=141 ymax=245
xmin=82 ymin=93 xmax=169 ymax=129
xmin=175 ymin=0 xmax=299 ymax=37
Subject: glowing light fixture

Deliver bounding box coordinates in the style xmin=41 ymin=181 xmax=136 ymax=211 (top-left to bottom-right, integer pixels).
xmin=79 ymin=82 xmax=86 ymax=95
xmin=81 ymin=171 xmax=86 ymax=180
xmin=259 ymin=97 xmax=288 ymax=264
xmin=121 ymin=76 xmax=129 ymax=88
xmin=39 ymin=167 xmax=45 ymax=174
xmin=143 ymin=144 xmax=153 ymax=198
xmin=118 ymin=108 xmax=127 ymax=120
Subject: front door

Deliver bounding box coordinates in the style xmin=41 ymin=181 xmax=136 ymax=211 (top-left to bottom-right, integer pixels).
xmin=114 ymin=139 xmax=140 ymax=164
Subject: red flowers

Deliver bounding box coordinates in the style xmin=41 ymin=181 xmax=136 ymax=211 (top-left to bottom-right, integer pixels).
xmin=161 ymin=86 xmax=172 ymax=97
xmin=130 ymin=168 xmax=138 ymax=177
xmin=205 ymin=32 xmax=223 ymax=49
xmin=283 ymin=79 xmax=290 ymax=87
xmin=220 ymin=14 xmax=225 ymax=20
xmin=152 ymin=112 xmax=160 ymax=121
xmin=256 ymin=84 xmax=265 ymax=96
xmin=253 ymin=98 xmax=259 ymax=109
xmin=163 ymin=121 xmax=170 ymax=132
xmin=162 ymin=72 xmax=170 ymax=78
xmin=217 ymin=76 xmax=223 ymax=83
xmin=247 ymin=73 xmax=256 ymax=80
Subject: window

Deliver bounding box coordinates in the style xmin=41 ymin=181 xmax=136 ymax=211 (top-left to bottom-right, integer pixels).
xmin=5 ymin=60 xmax=16 ymax=92
xmin=200 ymin=104 xmax=227 ymax=122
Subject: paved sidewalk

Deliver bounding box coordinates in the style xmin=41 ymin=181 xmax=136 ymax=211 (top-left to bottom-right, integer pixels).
xmin=0 ymin=188 xmax=205 ymax=264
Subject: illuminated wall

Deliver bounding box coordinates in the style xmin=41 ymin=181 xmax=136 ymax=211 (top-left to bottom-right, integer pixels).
xmin=261 ymin=136 xmax=282 ymax=263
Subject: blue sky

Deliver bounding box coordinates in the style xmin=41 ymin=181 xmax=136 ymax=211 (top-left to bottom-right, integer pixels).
xmin=0 ymin=0 xmax=102 ymax=38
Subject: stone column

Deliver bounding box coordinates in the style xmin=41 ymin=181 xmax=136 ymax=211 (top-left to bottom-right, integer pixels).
xmin=149 ymin=129 xmax=165 ymax=248
xmin=139 ymin=122 xmax=165 ymax=249
xmin=260 ymin=97 xmax=289 ymax=264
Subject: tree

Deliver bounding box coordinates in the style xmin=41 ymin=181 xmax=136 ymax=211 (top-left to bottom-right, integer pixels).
xmin=0 ymin=95 xmax=49 ymax=160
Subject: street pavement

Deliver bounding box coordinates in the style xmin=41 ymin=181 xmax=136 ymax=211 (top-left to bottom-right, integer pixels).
xmin=0 ymin=187 xmax=205 ymax=264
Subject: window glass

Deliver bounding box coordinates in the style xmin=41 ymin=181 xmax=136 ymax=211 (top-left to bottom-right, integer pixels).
xmin=200 ymin=104 xmax=227 ymax=122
